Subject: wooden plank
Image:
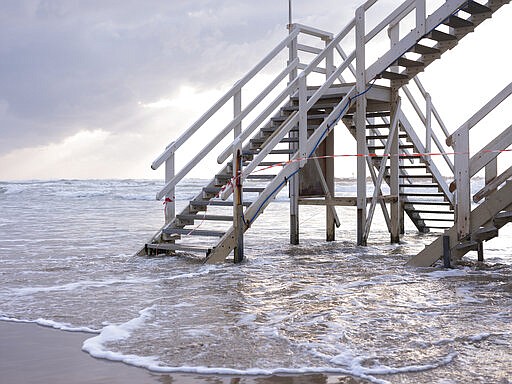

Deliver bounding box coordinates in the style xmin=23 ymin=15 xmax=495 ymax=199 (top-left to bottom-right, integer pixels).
xmin=299 ymin=195 xmax=397 ymax=206
xmin=146 ymin=243 xmax=210 ymax=253
xmin=163 ymin=228 xmax=225 ymax=237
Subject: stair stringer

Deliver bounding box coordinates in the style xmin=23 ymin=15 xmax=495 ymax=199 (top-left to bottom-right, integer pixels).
xmin=406 ymin=181 xmax=512 ymax=267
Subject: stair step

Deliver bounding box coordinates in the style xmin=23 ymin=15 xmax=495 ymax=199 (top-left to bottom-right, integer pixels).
xmin=191 ymin=200 xmax=252 ymax=208
xmin=410 ymin=209 xmax=454 ymax=214
xmin=494 ymin=211 xmax=512 ymax=228
xmin=380 ymin=71 xmax=409 ymax=80
xmin=176 ymin=214 xmax=233 ymax=222
xmin=258 ymin=161 xmax=284 ymax=167
xmin=367 ymin=134 xmax=407 ymax=139
xmin=368 ymin=144 xmax=414 ymax=150
xmin=426 ymin=29 xmax=458 ymax=42
xmin=162 ymin=228 xmax=226 ymax=237
xmin=462 ymin=0 xmax=492 ymax=14
xmin=442 ymin=15 xmax=475 ymax=28
xmin=410 ymin=44 xmax=441 ymax=55
xmin=145 ymin=243 xmax=210 ymax=253
xmin=386 ymin=165 xmax=427 ymax=169
xmin=421 ymin=218 xmax=454 ymax=222
xmin=427 ymin=225 xmax=452 ymax=230
xmin=404 ymin=200 xmax=452 ymax=206
xmin=472 ymin=226 xmax=498 ymax=242
xmin=401 ymin=192 xmax=444 ymax=197
xmin=393 ymin=57 xmax=425 ymax=68
xmin=243 ymin=187 xmax=266 ymax=193
xmin=373 ymin=154 xmax=422 ymax=159
xmin=251 ymin=137 xmax=298 ymax=145
xmin=455 ymin=240 xmax=479 ymax=252
xmin=246 ymin=149 xmax=296 ymax=155
xmin=399 ymin=183 xmax=439 ymax=188
xmin=247 ymin=174 xmax=276 ymax=180
xmin=397 ymin=174 xmax=432 ymax=179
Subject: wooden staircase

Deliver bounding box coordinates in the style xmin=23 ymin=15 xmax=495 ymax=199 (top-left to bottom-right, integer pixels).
xmin=407 ymin=181 xmax=512 ymax=267
xmin=142 ymin=0 xmax=510 ymax=263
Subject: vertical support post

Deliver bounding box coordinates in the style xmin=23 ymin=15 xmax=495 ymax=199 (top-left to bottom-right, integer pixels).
xmin=425 ymin=93 xmax=432 ymax=161
xmin=233 ymin=140 xmax=244 ymax=263
xmin=325 ymin=36 xmax=336 ymax=242
xmin=289 ymin=74 xmax=306 ymax=245
xmin=453 ymin=128 xmax=471 ymax=240
xmin=442 ymin=235 xmax=451 ymax=268
xmin=355 ymin=5 xmax=367 ymax=246
xmin=389 ymin=93 xmax=401 ymax=243
xmin=477 ymin=241 xmax=484 ymax=262
xmin=389 ymin=21 xmax=400 ymax=244
xmin=164 ymin=147 xmax=175 ymax=225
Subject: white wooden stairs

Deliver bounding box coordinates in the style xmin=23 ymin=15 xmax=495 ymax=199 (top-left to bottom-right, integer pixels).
xmin=141 ymin=0 xmax=510 ymax=263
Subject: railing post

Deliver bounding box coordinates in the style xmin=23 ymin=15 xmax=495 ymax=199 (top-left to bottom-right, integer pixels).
xmin=233 ymin=138 xmax=244 ymax=263
xmin=298 ymin=73 xmax=307 ymax=167
xmin=234 ymin=86 xmax=242 ymax=138
xmin=325 ymin=36 xmax=336 ymax=242
xmin=355 ymin=4 xmax=367 ymax=246
xmin=425 ymin=92 xmax=432 ymax=162
xmin=415 ymin=0 xmax=426 ymax=37
xmin=288 ymin=24 xmax=298 ymax=83
xmin=164 ymin=146 xmax=175 ymax=225
xmin=452 ymin=128 xmax=471 ymax=240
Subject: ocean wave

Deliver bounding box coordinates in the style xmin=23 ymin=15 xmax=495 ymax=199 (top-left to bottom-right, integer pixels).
xmin=10 ymin=277 xmax=158 ymax=296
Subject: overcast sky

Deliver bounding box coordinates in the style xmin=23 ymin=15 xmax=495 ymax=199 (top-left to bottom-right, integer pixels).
xmin=0 ymin=0 xmax=510 ymax=181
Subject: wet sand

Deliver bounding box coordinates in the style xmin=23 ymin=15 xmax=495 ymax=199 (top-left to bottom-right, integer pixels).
xmin=0 ymin=321 xmax=362 ymax=384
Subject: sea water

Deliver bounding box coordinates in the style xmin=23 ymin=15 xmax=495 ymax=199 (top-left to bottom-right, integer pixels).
xmin=0 ymin=179 xmax=510 ymax=383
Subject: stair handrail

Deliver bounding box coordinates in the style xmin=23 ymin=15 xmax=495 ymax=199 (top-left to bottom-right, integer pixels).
xmin=446 ymin=81 xmax=512 ymax=239
xmin=151 ymin=28 xmax=300 ymax=173
xmin=402 ymin=78 xmax=455 ymax=173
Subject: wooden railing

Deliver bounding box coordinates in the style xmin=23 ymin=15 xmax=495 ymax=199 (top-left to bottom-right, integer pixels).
xmin=446 ymin=82 xmax=512 ymax=240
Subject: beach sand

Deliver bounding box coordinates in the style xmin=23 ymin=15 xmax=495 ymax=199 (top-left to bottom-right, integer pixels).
xmin=0 ymin=321 xmax=359 ymax=384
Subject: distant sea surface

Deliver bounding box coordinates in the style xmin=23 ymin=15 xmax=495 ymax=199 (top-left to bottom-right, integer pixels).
xmin=0 ymin=179 xmax=510 ymax=383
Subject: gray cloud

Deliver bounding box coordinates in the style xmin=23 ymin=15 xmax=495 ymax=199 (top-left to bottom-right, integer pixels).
xmin=0 ymin=0 xmax=297 ymax=155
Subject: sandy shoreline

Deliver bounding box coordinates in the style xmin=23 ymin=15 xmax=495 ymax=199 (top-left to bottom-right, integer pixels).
xmin=0 ymin=321 xmax=356 ymax=384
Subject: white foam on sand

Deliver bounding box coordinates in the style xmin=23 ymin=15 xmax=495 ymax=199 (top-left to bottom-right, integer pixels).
xmin=82 ymin=305 xmax=160 ymax=367
xmin=0 ymin=316 xmax=100 ymax=333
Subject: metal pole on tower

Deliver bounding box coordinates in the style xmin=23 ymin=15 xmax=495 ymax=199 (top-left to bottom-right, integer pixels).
xmin=288 ymin=0 xmax=292 ymax=28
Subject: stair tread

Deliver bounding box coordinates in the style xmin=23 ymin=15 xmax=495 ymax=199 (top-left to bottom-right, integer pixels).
xmin=399 ymin=183 xmax=439 ymax=187
xmin=394 ymin=57 xmax=425 ymax=68
xmin=401 ymin=192 xmax=444 ymax=197
xmin=494 ymin=211 xmax=512 ymax=227
xmin=191 ymin=200 xmax=252 ymax=207
xmin=177 ymin=214 xmax=233 ymax=221
xmin=380 ymin=71 xmax=409 ymax=80
xmin=472 ymin=226 xmax=498 ymax=242
xmin=410 ymin=44 xmax=441 ymax=55
xmin=247 ymin=174 xmax=276 ymax=180
xmin=462 ymin=0 xmax=492 ymax=14
xmin=455 ymin=240 xmax=479 ymax=251
xmin=442 ymin=15 xmax=475 ymax=28
xmin=163 ymin=228 xmax=226 ymax=237
xmin=409 ymin=209 xmax=454 ymax=214
xmin=146 ymin=243 xmax=210 ymax=253
xmin=367 ymin=134 xmax=407 ymax=139
xmin=404 ymin=201 xmax=452 ymax=206
xmin=427 ymin=29 xmax=458 ymax=42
